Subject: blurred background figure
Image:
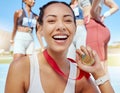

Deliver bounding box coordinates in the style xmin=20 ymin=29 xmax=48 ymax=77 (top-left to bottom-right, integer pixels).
xmin=78 ymin=0 xmax=119 ymax=72
xmin=90 ymin=0 xmax=119 ymax=72
xmin=67 ymin=0 xmax=87 ymax=60
xmin=10 ymin=0 xmax=44 ymax=61
xmin=91 ymin=0 xmax=119 ymax=23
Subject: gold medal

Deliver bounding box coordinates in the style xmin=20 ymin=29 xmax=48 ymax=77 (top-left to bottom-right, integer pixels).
xmin=81 ymin=54 xmax=95 ymax=66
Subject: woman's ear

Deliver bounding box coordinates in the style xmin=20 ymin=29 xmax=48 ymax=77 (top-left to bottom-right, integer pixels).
xmin=37 ymin=24 xmax=44 ymax=35
xmin=37 ymin=24 xmax=43 ymax=32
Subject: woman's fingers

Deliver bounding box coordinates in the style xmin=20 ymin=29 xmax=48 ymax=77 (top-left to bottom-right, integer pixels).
xmin=76 ymin=46 xmax=104 ymax=74
xmin=76 ymin=46 xmax=95 ymax=66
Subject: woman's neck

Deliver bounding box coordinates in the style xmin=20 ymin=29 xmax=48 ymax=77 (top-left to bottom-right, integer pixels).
xmin=25 ymin=6 xmax=31 ymax=17
xmin=42 ymin=49 xmax=70 ymax=78
xmin=46 ymin=49 xmax=68 ymax=67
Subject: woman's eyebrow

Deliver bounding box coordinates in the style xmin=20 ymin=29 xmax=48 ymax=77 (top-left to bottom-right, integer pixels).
xmin=45 ymin=15 xmax=56 ymax=18
xmin=45 ymin=14 xmax=73 ymax=18
xmin=64 ymin=15 xmax=73 ymax=18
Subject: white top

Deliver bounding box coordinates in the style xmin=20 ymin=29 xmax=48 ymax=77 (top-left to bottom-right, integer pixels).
xmin=78 ymin=0 xmax=91 ymax=9
xmin=79 ymin=0 xmax=104 ymax=9
xmin=27 ymin=53 xmax=77 ymax=93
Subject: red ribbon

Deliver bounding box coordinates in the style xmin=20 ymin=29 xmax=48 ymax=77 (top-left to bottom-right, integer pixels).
xmin=43 ymin=49 xmax=90 ymax=80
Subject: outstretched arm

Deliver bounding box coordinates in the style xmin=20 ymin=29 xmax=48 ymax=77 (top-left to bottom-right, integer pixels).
xmin=101 ymin=0 xmax=119 ymax=22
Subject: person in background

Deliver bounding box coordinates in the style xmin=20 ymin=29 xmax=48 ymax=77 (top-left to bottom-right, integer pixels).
xmin=67 ymin=0 xmax=87 ymax=60
xmin=91 ymin=0 xmax=119 ymax=22
xmin=5 ymin=1 xmax=115 ymax=93
xmin=78 ymin=0 xmax=92 ymax=24
xmin=10 ymin=0 xmax=44 ymax=61
xmin=78 ymin=0 xmax=119 ymax=72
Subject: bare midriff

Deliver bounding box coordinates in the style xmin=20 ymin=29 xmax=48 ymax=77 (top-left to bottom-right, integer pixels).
xmin=17 ymin=26 xmax=32 ymax=32
xmin=76 ymin=19 xmax=84 ymax=25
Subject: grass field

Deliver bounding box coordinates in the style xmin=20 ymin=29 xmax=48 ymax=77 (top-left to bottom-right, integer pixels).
xmin=0 ymin=56 xmax=12 ymax=64
xmin=0 ymin=58 xmax=12 ymax=64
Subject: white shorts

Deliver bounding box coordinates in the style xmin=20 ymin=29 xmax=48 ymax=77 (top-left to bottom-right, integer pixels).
xmin=13 ymin=31 xmax=34 ymax=54
xmin=67 ymin=25 xmax=87 ymax=60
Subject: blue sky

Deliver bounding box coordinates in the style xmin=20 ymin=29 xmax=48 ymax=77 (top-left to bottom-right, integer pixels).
xmin=0 ymin=0 xmax=120 ymax=48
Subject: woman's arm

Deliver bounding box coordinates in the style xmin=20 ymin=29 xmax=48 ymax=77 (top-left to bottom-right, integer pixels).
xmin=101 ymin=0 xmax=119 ymax=22
xmin=10 ymin=10 xmax=19 ymax=44
xmin=76 ymin=46 xmax=115 ymax=93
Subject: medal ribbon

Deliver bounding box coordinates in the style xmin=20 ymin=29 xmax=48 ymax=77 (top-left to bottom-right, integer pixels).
xmin=43 ymin=49 xmax=86 ymax=80
xmin=24 ymin=8 xmax=33 ymax=27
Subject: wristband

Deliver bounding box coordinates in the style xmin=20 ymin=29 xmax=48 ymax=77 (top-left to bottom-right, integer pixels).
xmin=95 ymin=74 xmax=109 ymax=86
xmin=103 ymin=11 xmax=111 ymax=18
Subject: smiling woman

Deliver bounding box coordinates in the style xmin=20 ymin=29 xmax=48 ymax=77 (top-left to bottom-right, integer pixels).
xmin=5 ymin=1 xmax=114 ymax=93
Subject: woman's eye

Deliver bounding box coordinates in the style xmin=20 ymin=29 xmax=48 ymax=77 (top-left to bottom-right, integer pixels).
xmin=65 ymin=19 xmax=72 ymax=23
xmin=47 ymin=20 xmax=55 ymax=23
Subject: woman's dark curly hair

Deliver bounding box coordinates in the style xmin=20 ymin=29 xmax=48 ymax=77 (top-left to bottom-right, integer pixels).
xmin=37 ymin=1 xmax=76 ymax=25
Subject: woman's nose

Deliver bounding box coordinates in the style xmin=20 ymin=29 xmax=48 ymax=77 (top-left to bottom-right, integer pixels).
xmin=56 ymin=21 xmax=66 ymax=31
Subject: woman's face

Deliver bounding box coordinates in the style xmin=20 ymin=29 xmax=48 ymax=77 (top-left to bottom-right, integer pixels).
xmin=42 ymin=3 xmax=76 ymax=52
xmin=24 ymin=0 xmax=35 ymax=7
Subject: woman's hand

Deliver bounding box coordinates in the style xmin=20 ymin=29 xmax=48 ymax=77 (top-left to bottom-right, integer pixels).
xmin=76 ymin=46 xmax=105 ymax=78
xmin=84 ymin=15 xmax=91 ymax=24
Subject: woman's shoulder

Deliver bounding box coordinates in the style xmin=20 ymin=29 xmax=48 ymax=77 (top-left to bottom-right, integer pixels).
xmin=14 ymin=9 xmax=23 ymax=17
xmin=14 ymin=9 xmax=22 ymax=13
xmin=6 ymin=56 xmax=31 ymax=91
